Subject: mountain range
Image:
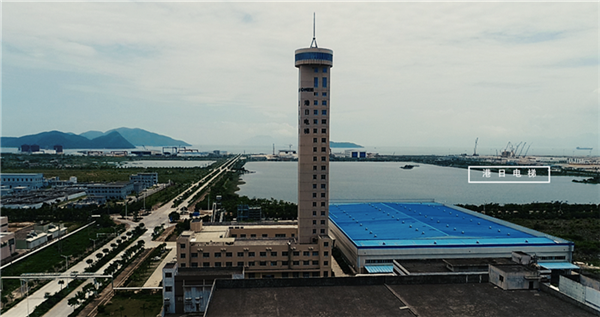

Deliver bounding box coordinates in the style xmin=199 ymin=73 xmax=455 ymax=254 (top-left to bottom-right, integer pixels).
xmin=1 ymin=128 xmax=190 ymax=149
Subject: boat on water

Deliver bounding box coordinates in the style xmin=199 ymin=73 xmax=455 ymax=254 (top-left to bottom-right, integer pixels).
xmin=400 ymin=164 xmax=419 ymax=170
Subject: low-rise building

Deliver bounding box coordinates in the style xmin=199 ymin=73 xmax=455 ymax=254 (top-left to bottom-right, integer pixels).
xmin=130 ymin=172 xmax=158 ymax=191
xmin=176 ymin=220 xmax=332 ymax=279
xmin=162 ymin=263 xmax=243 ymax=315
xmin=0 ymin=173 xmax=44 ymax=190
xmin=489 ymin=264 xmax=541 ymax=290
xmin=86 ymin=182 xmax=133 ymax=199
xmin=0 ymin=217 xmax=15 ymax=261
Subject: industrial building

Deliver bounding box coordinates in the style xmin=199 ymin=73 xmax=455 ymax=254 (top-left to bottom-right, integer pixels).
xmin=328 ymin=202 xmax=575 ymax=273
xmin=86 ymin=182 xmax=134 ymax=199
xmin=129 ymin=172 xmax=158 ymax=191
xmin=1 ymin=173 xmax=44 ymax=190
xmin=0 ymin=217 xmax=16 ymax=261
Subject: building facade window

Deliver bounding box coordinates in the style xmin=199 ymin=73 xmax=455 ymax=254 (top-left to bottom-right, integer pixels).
xmin=314 ymin=77 xmax=318 ymax=88
xmin=322 ymin=77 xmax=327 ymax=88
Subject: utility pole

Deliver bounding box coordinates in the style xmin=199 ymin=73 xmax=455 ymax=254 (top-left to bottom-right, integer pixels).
xmin=90 ymin=238 xmax=97 ymax=251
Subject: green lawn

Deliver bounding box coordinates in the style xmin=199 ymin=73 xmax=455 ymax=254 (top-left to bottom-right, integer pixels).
xmin=98 ymin=291 xmax=162 ymax=317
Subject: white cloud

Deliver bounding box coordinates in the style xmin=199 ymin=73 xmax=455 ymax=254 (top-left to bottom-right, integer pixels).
xmin=2 ymin=2 xmax=597 ymax=152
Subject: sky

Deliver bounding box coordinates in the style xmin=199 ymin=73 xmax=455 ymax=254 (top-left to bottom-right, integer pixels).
xmin=2 ymin=1 xmax=598 ymax=153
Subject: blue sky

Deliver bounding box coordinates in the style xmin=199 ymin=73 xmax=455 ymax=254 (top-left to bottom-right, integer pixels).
xmin=2 ymin=2 xmax=598 ymax=152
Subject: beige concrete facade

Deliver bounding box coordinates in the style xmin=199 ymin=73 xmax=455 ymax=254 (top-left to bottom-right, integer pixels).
xmin=295 ymin=47 xmax=333 ymax=244
xmin=176 ymin=224 xmax=332 ymax=278
xmin=173 ymin=39 xmax=335 ymax=279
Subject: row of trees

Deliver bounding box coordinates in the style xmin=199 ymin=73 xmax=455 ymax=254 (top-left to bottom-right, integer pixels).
xmin=458 ymin=202 xmax=600 ymax=220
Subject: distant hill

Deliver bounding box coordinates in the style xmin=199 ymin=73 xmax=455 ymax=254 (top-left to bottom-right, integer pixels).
xmin=1 ymin=130 xmax=135 ymax=149
xmin=331 ymin=141 xmax=363 ymax=148
xmin=79 ymin=130 xmax=105 ymax=140
xmin=81 ymin=127 xmax=191 ymax=146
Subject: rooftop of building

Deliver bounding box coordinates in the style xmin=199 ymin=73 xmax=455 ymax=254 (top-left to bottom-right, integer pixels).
xmin=396 ymin=258 xmax=515 ymax=274
xmin=205 ymin=276 xmax=595 ymax=317
xmin=491 ymin=264 xmax=539 ymax=274
xmin=329 ymin=202 xmax=572 ymax=249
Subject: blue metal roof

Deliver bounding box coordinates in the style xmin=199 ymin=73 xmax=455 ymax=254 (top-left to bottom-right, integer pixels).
xmin=540 ymin=262 xmax=580 ymax=270
xmin=329 ymin=202 xmax=563 ymax=249
xmin=364 ymin=265 xmax=394 ymax=273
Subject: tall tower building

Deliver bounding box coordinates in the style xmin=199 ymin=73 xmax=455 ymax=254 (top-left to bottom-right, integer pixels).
xmin=295 ymin=23 xmax=333 ymax=244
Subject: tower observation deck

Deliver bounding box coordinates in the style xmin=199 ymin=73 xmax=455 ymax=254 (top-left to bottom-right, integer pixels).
xmin=295 ymin=45 xmax=333 ymax=244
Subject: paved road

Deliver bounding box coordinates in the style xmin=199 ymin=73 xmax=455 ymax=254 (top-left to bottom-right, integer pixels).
xmin=40 ymin=155 xmax=240 ymax=317
xmin=11 ymin=155 xmax=239 ymax=317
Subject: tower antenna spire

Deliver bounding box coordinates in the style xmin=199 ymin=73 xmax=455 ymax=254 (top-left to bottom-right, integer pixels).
xmin=310 ymin=12 xmax=318 ymax=48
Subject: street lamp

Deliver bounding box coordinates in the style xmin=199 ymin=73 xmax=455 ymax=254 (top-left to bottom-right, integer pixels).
xmin=90 ymin=238 xmax=97 ymax=250
xmin=61 ymin=255 xmax=69 ymax=271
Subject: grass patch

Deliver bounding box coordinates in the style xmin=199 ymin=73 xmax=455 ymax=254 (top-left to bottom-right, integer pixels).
xmin=97 ymin=290 xmax=162 ymax=317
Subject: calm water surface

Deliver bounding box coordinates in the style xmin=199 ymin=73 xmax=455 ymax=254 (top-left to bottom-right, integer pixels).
xmin=238 ymin=162 xmax=599 ymax=205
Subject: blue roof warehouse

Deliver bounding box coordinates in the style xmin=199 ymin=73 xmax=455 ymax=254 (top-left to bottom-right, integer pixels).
xmin=328 ymin=202 xmax=574 ymax=273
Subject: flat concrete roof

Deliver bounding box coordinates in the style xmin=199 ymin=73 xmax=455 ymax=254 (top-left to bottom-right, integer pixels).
xmin=329 ymin=202 xmax=571 ymax=249
xmin=206 ymin=281 xmax=596 ymax=317
xmin=388 ymin=283 xmax=594 ymax=317
xmin=206 ymin=285 xmax=414 ymax=317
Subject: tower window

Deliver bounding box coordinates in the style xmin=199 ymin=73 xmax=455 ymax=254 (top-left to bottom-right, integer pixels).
xmin=314 ymin=67 xmax=319 ymax=73
xmin=313 ymin=202 xmax=317 ymax=207
xmin=321 ymin=193 xmax=326 ymax=197
xmin=314 ymin=100 xmax=318 ymax=105
xmin=322 ymin=77 xmax=327 ymax=88
xmin=313 ymin=184 xmax=317 ymax=189
xmin=314 ymin=119 xmax=318 ymax=124
xmin=313 ymin=138 xmax=317 ymax=143
xmin=313 ymin=156 xmax=317 ymax=161
xmin=322 ymin=119 xmax=327 ymax=124
xmin=323 ymin=67 xmax=327 ymax=73
xmin=313 ymin=128 xmax=318 ymax=133
xmin=305 ymin=109 xmax=309 ymax=115
xmin=314 ymin=110 xmax=319 ymax=115
xmin=321 ymin=184 xmax=326 ymax=189
xmin=313 ymin=193 xmax=317 ymax=198
xmin=313 ymin=147 xmax=317 ymax=152
xmin=314 ymin=77 xmax=318 ymax=88
xmin=313 ymin=211 xmax=317 ymax=216
xmin=322 ymin=128 xmax=327 ymax=133
xmin=321 ymin=175 xmax=326 ymax=179
xmin=321 ymin=211 xmax=326 ymax=216
xmin=322 ymin=92 xmax=327 ymax=97
xmin=321 ymin=147 xmax=326 ymax=152
xmin=322 ymin=110 xmax=327 ymax=115
xmin=313 ymin=166 xmax=317 ymax=170
xmin=321 ymin=138 xmax=326 ymax=143
xmin=313 ymin=229 xmax=317 ymax=234
xmin=322 ymin=101 xmax=327 ymax=106
xmin=304 ymin=100 xmax=310 ymax=106
xmin=321 ymin=156 xmax=326 ymax=161
xmin=321 ymin=220 xmax=326 ymax=225
xmin=313 ymin=175 xmax=317 ymax=179
xmin=320 ymin=229 xmax=325 ymax=234
xmin=304 ymin=119 xmax=309 ymax=125
xmin=313 ymin=220 xmax=317 ymax=225
xmin=321 ymin=202 xmax=326 ymax=207
xmin=321 ymin=166 xmax=326 ymax=170
xmin=304 ymin=128 xmax=309 ymax=134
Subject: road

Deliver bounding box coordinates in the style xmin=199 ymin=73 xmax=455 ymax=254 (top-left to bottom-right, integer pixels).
xmin=2 ymin=156 xmax=240 ymax=317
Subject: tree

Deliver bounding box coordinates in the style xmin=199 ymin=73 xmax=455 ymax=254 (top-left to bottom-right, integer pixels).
xmin=102 ymin=248 xmax=110 ymax=254
xmin=86 ymin=259 xmax=93 ymax=268
xmin=169 ymin=211 xmax=180 ymax=222
xmin=96 ymin=252 xmax=103 ymax=260
xmin=58 ymin=280 xmax=65 ymax=291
